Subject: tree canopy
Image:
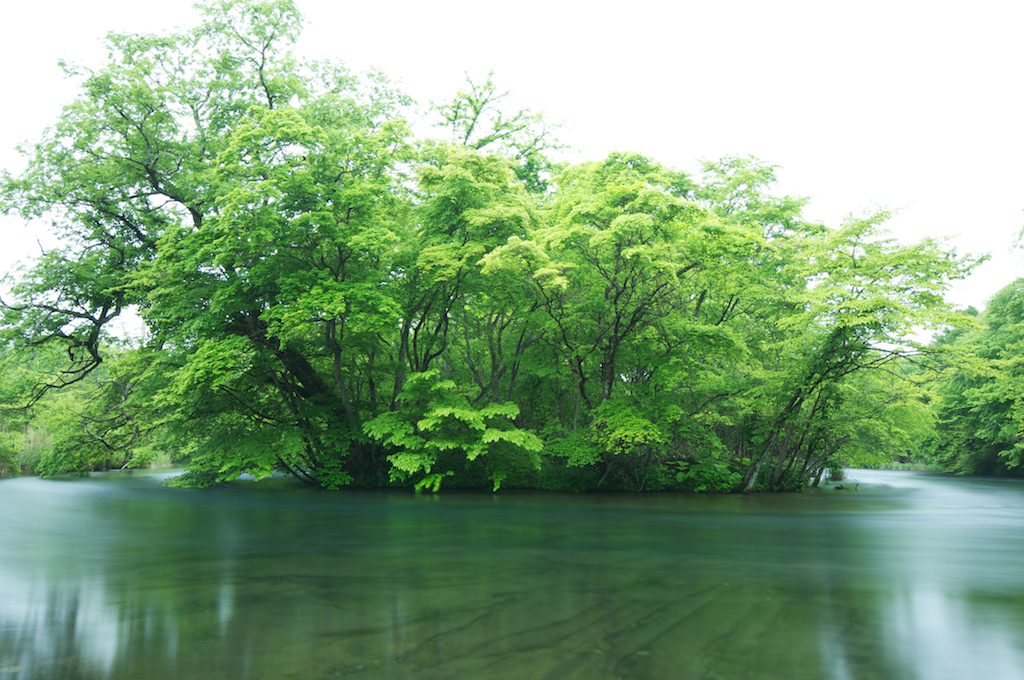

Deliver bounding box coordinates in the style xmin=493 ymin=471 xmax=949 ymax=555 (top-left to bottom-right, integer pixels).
xmin=924 ymin=279 xmax=1024 ymax=476
xmin=0 ymin=0 xmax=986 ymax=491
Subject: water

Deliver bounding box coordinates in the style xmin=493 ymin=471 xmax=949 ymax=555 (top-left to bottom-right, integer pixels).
xmin=2 ymin=469 xmax=1023 ymax=679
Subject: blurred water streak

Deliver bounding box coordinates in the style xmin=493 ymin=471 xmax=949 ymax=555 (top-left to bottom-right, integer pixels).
xmin=1 ymin=468 xmax=1023 ymax=680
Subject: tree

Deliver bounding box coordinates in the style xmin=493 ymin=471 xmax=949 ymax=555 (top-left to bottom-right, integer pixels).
xmin=481 ymin=152 xmax=756 ymax=488
xmin=433 ymin=72 xmax=563 ymax=193
xmin=0 ymin=0 xmax=311 ymax=402
xmin=927 ymin=279 xmax=1024 ymax=475
xmin=0 ymin=1 xmax=546 ymax=488
xmin=2 ymin=0 xmax=404 ymax=485
xmin=0 ymin=0 xmax=981 ymax=491
xmin=733 ymin=212 xmax=980 ymax=490
xmin=690 ymin=158 xmax=981 ymax=490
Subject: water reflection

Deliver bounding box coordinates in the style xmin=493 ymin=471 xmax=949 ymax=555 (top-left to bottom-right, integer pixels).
xmin=1 ymin=470 xmax=1024 ymax=679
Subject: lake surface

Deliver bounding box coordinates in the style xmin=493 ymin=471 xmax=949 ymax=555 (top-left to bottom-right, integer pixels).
xmin=2 ymin=469 xmax=1024 ymax=679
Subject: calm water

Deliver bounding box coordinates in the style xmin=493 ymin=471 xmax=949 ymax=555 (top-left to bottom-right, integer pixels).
xmin=2 ymin=469 xmax=1024 ymax=679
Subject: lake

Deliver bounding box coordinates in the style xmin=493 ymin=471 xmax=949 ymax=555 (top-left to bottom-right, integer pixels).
xmin=2 ymin=469 xmax=1023 ymax=679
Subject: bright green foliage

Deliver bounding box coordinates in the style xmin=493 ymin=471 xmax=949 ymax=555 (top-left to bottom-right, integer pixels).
xmin=0 ymin=0 xmax=983 ymax=491
xmin=0 ymin=344 xmax=169 ymax=477
xmin=682 ymin=157 xmax=983 ymax=490
xmin=363 ymin=370 xmax=542 ymax=490
xmin=697 ymin=156 xmax=808 ymax=237
xmin=433 ymin=72 xmax=563 ymax=193
xmin=479 ymin=151 xmax=761 ymax=489
xmin=589 ymin=403 xmax=667 ymax=458
xmin=672 ymin=456 xmax=743 ymax=493
xmin=732 ymin=211 xmax=979 ymax=490
xmin=1 ymin=0 xmax=411 ymax=485
xmin=927 ymin=279 xmax=1024 ymax=475
xmin=586 ymin=401 xmax=669 ymax=490
xmin=0 ymin=439 xmax=16 ymax=478
xmin=394 ymin=144 xmax=538 ymax=394
xmin=483 ymin=152 xmax=727 ymax=411
xmin=833 ymin=367 xmax=937 ymax=468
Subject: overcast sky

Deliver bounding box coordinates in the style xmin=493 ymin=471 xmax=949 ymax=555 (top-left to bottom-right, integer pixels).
xmin=2 ymin=0 xmax=1022 ymax=314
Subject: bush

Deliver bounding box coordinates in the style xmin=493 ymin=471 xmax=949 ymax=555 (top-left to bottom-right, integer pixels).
xmin=671 ymin=456 xmax=743 ymax=493
xmin=0 ymin=437 xmax=17 ymax=478
xmin=826 ymin=465 xmax=846 ymax=482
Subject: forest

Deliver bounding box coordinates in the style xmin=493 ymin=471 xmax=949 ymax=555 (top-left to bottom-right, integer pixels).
xmin=0 ymin=0 xmax=1019 ymax=493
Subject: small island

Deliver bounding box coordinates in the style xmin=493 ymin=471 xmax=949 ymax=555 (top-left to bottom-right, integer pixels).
xmin=0 ymin=0 xmax=1019 ymax=494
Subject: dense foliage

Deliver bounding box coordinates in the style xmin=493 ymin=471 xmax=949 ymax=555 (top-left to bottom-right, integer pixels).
xmin=0 ymin=0 xmax=986 ymax=490
xmin=924 ymin=280 xmax=1024 ymax=476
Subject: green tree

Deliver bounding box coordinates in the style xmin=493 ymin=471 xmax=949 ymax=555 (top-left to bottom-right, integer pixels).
xmin=482 ymin=152 xmax=755 ymax=488
xmin=0 ymin=0 xmax=981 ymax=492
xmin=0 ymin=0 xmax=315 ymax=396
xmin=1 ymin=1 xmax=548 ymax=488
xmin=735 ymin=212 xmax=979 ymax=490
xmin=928 ymin=279 xmax=1024 ymax=475
xmin=690 ymin=158 xmax=980 ymax=490
xmin=1 ymin=0 xmax=412 ymax=485
xmin=433 ymin=72 xmax=563 ymax=193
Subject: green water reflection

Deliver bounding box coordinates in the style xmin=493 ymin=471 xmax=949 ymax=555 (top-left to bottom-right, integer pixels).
xmin=2 ymin=470 xmax=1023 ymax=679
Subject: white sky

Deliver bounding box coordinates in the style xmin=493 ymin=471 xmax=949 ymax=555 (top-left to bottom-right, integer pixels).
xmin=2 ymin=0 xmax=1022 ymax=313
